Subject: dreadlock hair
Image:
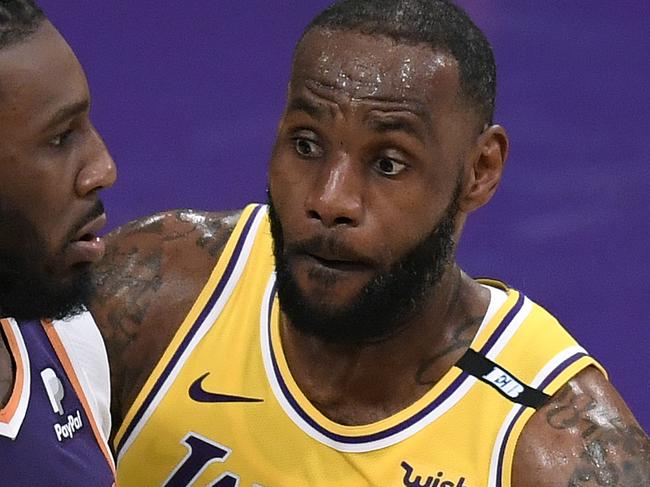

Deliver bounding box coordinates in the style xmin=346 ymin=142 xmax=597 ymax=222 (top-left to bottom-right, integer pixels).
xmin=301 ymin=0 xmax=496 ymax=127
xmin=0 ymin=0 xmax=45 ymax=49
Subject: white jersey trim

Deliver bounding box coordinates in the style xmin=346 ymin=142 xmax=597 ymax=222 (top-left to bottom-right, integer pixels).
xmin=477 ymin=284 xmax=508 ymax=338
xmin=0 ymin=318 xmax=31 ymax=439
xmin=52 ymin=311 xmax=112 ymax=442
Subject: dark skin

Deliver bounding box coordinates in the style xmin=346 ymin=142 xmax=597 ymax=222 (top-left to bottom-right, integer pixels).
xmin=0 ymin=22 xmax=115 ymax=405
xmin=0 ymin=328 xmax=12 ymax=407
xmin=90 ymin=29 xmax=648 ymax=485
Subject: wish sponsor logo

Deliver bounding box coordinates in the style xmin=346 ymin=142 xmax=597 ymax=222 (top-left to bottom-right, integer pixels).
xmin=401 ymin=461 xmax=468 ymax=487
xmin=53 ymin=410 xmax=83 ymax=442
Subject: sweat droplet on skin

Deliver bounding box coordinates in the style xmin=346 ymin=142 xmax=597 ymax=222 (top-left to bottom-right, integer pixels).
xmin=175 ymin=210 xmax=238 ymax=240
xmin=400 ymin=58 xmax=414 ymax=88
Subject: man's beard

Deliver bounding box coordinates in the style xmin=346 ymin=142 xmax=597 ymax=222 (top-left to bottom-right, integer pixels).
xmin=268 ymin=183 xmax=461 ymax=345
xmin=0 ymin=201 xmax=95 ymax=323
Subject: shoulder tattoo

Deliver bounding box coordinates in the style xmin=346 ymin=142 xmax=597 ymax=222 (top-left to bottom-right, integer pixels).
xmin=90 ymin=209 xmax=238 ymax=352
xmin=545 ymin=384 xmax=650 ymax=486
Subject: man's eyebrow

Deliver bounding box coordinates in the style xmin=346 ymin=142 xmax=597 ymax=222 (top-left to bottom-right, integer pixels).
xmin=366 ymin=116 xmax=424 ymax=139
xmin=43 ymin=99 xmax=89 ymax=131
xmin=286 ymin=96 xmax=330 ymax=120
xmin=362 ymin=96 xmax=433 ymax=127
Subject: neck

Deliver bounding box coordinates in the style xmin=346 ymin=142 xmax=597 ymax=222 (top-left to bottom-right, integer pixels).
xmin=280 ymin=265 xmax=490 ymax=425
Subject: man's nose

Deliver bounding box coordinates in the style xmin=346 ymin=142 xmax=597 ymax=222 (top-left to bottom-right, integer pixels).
xmin=306 ymin=157 xmax=363 ymax=228
xmin=75 ymin=126 xmax=117 ymax=197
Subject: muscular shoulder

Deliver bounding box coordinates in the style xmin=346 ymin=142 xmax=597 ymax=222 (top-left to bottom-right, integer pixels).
xmin=512 ymin=366 xmax=649 ymax=486
xmin=88 ymin=209 xmax=241 ymax=425
xmin=92 ymin=209 xmax=241 ymax=323
xmin=101 ymin=208 xmax=241 ymax=262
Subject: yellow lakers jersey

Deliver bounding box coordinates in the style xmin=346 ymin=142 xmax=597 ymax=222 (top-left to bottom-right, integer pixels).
xmin=115 ymin=204 xmax=605 ymax=487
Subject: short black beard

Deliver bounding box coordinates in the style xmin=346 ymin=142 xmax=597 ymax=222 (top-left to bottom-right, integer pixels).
xmin=268 ymin=184 xmax=460 ymax=345
xmin=0 ymin=201 xmax=96 ymax=323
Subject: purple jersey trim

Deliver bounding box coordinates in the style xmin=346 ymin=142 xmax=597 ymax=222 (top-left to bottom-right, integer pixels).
xmin=116 ymin=204 xmax=264 ymax=455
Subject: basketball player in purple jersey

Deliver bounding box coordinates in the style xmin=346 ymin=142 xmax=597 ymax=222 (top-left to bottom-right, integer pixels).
xmin=0 ymin=1 xmax=116 ymax=484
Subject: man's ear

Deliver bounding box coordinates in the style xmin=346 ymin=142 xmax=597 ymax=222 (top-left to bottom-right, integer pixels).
xmin=459 ymin=125 xmax=509 ymax=213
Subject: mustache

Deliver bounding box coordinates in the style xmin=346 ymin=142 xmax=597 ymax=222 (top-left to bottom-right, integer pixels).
xmin=64 ymin=200 xmax=106 ymax=243
xmin=285 ymin=234 xmax=376 ymax=265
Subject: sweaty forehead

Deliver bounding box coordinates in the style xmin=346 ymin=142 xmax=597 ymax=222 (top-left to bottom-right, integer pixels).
xmin=291 ymin=28 xmax=460 ymax=109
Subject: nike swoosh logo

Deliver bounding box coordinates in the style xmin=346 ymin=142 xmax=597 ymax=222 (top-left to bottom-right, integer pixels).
xmin=189 ymin=372 xmax=263 ymax=403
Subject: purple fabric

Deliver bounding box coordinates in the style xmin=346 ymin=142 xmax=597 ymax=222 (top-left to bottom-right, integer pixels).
xmin=39 ymin=1 xmax=649 ymax=430
xmin=0 ymin=321 xmax=113 ymax=485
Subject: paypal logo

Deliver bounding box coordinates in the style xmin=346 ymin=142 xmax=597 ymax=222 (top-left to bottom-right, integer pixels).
xmin=53 ymin=410 xmax=83 ymax=442
xmin=40 ymin=367 xmax=64 ymax=415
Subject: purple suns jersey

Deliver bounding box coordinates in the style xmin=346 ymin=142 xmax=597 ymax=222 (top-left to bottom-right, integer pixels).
xmin=0 ymin=315 xmax=115 ymax=486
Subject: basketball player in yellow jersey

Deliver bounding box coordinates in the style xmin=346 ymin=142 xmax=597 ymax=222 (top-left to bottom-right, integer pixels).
xmin=90 ymin=0 xmax=649 ymax=485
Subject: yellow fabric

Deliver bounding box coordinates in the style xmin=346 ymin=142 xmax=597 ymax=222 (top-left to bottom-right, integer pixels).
xmin=115 ymin=204 xmax=605 ymax=487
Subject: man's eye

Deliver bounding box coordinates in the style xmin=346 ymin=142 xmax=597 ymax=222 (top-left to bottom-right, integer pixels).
xmin=293 ymin=137 xmax=322 ymax=158
xmin=49 ymin=129 xmax=73 ymax=148
xmin=375 ymin=157 xmax=407 ymax=176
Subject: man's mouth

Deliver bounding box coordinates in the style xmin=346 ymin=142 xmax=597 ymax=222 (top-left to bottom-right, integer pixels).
xmin=72 ymin=213 xmax=107 ymax=244
xmin=306 ymin=253 xmax=371 ymax=272
xmin=286 ymin=235 xmax=377 ymax=277
xmin=64 ymin=209 xmax=108 ymax=266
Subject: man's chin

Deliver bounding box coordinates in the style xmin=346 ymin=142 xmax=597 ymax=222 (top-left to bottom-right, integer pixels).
xmin=307 ymin=274 xmax=361 ymax=297
xmin=294 ymin=264 xmax=375 ymax=302
xmin=300 ymin=296 xmax=355 ymax=320
xmin=278 ymin=283 xmax=377 ymax=343
xmin=0 ymin=265 xmax=90 ymax=322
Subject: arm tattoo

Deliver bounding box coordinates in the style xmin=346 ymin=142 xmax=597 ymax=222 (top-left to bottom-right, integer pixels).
xmin=92 ymin=245 xmax=163 ymax=348
xmin=170 ymin=209 xmax=236 ymax=258
xmin=545 ymin=385 xmax=650 ymax=486
xmin=91 ymin=210 xmax=236 ymax=350
xmin=130 ymin=210 xmax=200 ymax=243
xmin=194 ymin=212 xmax=237 ymax=257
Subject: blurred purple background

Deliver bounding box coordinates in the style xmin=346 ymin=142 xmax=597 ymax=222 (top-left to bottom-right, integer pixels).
xmin=41 ymin=1 xmax=648 ymax=429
